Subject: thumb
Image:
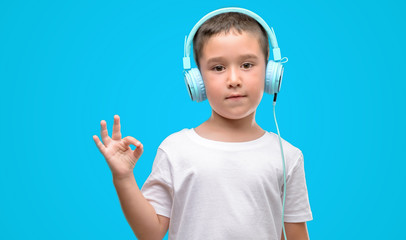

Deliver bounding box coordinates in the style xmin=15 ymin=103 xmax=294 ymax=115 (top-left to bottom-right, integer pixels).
xmin=122 ymin=136 xmax=143 ymax=156
xmin=133 ymin=142 xmax=144 ymax=159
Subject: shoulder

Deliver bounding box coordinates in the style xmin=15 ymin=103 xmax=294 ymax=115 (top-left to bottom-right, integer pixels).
xmin=268 ymin=132 xmax=302 ymax=155
xmin=267 ymin=131 xmax=304 ymax=167
xmin=149 ymin=129 xmax=190 ymax=167
xmin=157 ymin=128 xmax=192 ymax=153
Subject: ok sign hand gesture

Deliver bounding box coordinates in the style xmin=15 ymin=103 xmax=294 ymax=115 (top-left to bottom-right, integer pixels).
xmin=93 ymin=115 xmax=144 ymax=179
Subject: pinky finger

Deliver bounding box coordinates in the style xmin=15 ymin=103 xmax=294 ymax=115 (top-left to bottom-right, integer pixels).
xmin=93 ymin=135 xmax=106 ymax=155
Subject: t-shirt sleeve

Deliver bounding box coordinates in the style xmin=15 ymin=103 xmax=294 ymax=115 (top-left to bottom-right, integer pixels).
xmin=283 ymin=151 xmax=313 ymax=222
xmin=140 ymin=148 xmax=173 ymax=218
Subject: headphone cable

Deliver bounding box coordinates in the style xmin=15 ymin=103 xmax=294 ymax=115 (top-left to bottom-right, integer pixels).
xmin=273 ymin=94 xmax=288 ymax=240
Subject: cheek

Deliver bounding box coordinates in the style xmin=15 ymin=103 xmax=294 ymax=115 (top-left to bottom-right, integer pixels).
xmin=202 ymin=73 xmax=221 ymax=93
xmin=205 ymin=83 xmax=222 ymax=101
xmin=248 ymin=70 xmax=265 ymax=88
xmin=256 ymin=67 xmax=266 ymax=89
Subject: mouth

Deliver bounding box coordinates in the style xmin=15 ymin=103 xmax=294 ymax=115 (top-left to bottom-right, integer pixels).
xmin=226 ymin=95 xmax=246 ymax=100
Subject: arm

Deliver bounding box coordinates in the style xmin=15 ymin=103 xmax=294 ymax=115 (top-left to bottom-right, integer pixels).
xmin=113 ymin=174 xmax=169 ymax=240
xmin=93 ymin=115 xmax=169 ymax=240
xmin=281 ymin=222 xmax=309 ymax=240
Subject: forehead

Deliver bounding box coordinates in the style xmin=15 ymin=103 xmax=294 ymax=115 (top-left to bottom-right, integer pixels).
xmin=200 ymin=30 xmax=264 ymax=62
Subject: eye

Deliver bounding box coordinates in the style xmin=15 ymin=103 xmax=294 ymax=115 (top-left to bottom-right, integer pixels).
xmin=212 ymin=65 xmax=225 ymax=72
xmin=241 ymin=63 xmax=254 ymax=69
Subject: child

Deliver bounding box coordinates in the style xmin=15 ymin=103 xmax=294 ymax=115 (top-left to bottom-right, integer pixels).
xmin=93 ymin=7 xmax=312 ymax=240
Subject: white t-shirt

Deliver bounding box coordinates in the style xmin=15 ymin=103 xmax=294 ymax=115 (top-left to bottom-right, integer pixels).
xmin=141 ymin=128 xmax=313 ymax=240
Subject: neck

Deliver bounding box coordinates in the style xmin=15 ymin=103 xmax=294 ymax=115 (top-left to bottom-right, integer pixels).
xmin=206 ymin=110 xmax=260 ymax=133
xmin=195 ymin=110 xmax=265 ymax=142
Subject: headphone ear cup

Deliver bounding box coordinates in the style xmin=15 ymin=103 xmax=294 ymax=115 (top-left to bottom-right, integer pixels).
xmin=265 ymin=60 xmax=284 ymax=95
xmin=183 ymin=68 xmax=207 ymax=102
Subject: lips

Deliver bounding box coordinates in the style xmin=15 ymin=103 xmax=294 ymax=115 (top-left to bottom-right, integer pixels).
xmin=226 ymin=93 xmax=246 ymax=99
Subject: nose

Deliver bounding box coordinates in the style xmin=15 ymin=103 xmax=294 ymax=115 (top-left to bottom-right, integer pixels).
xmin=227 ymin=66 xmax=242 ymax=88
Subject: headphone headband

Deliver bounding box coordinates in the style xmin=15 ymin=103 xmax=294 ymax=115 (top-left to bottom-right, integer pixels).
xmin=183 ymin=7 xmax=282 ymax=70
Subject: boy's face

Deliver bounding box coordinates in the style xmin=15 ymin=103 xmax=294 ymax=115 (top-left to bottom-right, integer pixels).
xmin=199 ymin=29 xmax=266 ymax=121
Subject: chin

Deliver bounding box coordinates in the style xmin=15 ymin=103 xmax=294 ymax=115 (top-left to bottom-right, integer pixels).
xmin=216 ymin=110 xmax=256 ymax=121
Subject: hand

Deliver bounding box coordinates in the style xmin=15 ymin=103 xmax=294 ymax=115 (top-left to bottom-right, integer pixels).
xmin=93 ymin=115 xmax=144 ymax=179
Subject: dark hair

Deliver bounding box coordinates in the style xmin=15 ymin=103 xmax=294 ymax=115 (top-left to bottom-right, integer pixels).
xmin=192 ymin=12 xmax=269 ymax=70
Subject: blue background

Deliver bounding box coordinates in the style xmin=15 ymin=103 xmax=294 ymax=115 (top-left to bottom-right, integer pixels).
xmin=1 ymin=0 xmax=405 ymax=239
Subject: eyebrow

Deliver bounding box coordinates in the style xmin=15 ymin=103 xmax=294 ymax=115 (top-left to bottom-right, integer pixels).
xmin=206 ymin=54 xmax=259 ymax=65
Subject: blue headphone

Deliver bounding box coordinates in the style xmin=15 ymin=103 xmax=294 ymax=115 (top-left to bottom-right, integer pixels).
xmin=183 ymin=7 xmax=288 ymax=102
